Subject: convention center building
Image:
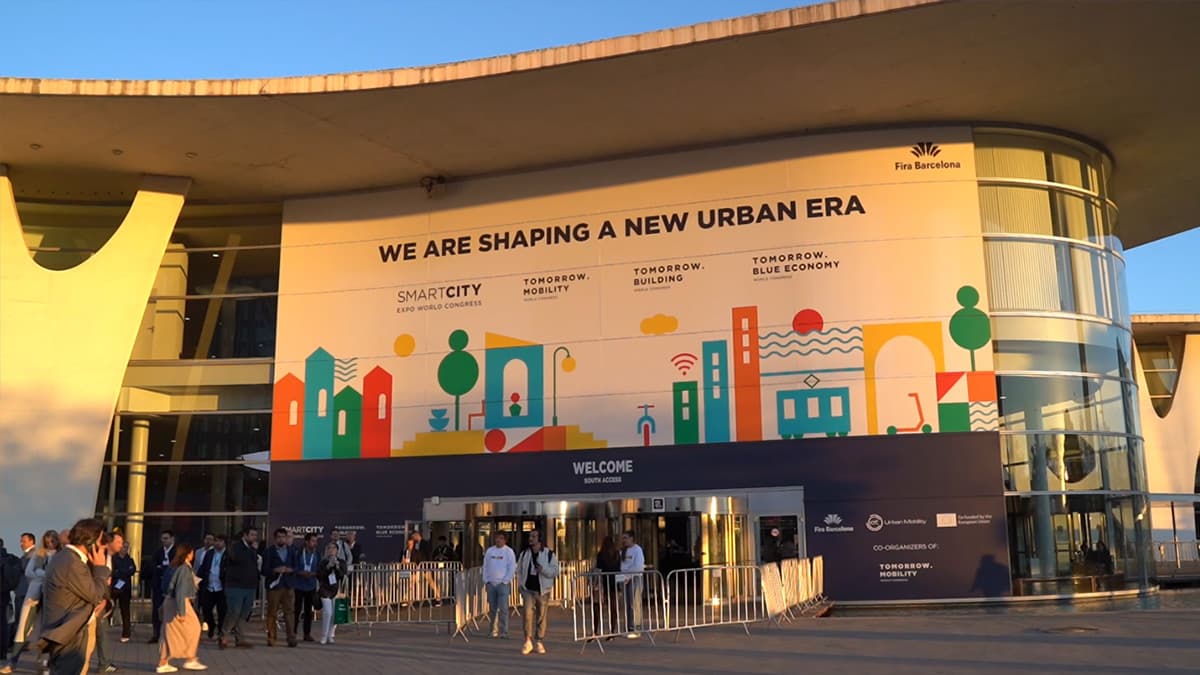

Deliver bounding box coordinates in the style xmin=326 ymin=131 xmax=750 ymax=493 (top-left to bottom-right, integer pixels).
xmin=2 ymin=0 xmax=1198 ymax=603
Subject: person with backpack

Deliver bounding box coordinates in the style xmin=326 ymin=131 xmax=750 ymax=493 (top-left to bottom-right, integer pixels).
xmin=515 ymin=530 xmax=559 ymax=655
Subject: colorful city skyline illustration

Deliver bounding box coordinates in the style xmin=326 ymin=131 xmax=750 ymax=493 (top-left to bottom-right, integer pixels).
xmin=271 ymin=285 xmax=998 ymax=461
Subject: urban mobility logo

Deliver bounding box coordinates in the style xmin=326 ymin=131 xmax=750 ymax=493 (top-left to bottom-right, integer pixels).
xmin=895 ymin=142 xmax=962 ymax=172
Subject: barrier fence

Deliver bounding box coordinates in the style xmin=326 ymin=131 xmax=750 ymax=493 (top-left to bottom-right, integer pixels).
xmin=334 ymin=556 xmax=828 ymax=648
xmin=339 ymin=562 xmax=458 ymax=634
xmin=666 ymin=565 xmax=768 ymax=639
xmin=570 ymin=570 xmax=669 ymax=651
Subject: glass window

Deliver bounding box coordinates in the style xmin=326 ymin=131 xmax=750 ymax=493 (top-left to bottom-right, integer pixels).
xmin=149 ymin=246 xmax=280 ymax=298
xmin=181 ymin=295 xmax=278 ymax=358
xmin=985 ymin=240 xmax=1123 ymax=321
xmin=979 ymin=185 xmax=1105 ymax=243
xmin=1001 ymin=434 xmax=1138 ymax=492
xmin=97 ymin=462 xmax=269 ymax=518
xmin=992 ymin=316 xmax=1132 ymax=380
xmin=997 ymin=375 xmax=1134 ymax=435
xmin=985 ymin=240 xmax=1072 ymax=312
xmin=111 ymin=413 xmax=271 ymax=463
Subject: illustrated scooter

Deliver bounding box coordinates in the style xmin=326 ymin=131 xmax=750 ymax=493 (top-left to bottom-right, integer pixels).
xmin=636 ymin=404 xmax=656 ymax=446
xmin=886 ymin=392 xmax=933 ymax=435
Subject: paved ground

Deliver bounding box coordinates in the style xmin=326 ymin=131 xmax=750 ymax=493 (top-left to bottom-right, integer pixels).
xmin=62 ymin=593 xmax=1200 ymax=674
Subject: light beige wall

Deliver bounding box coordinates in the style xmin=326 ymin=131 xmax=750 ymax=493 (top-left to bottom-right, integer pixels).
xmin=1137 ymin=333 xmax=1200 ymax=542
xmin=0 ymin=165 xmax=189 ymax=536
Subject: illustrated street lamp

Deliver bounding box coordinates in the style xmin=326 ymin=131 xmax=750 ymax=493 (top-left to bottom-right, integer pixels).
xmin=552 ymin=346 xmax=576 ymax=427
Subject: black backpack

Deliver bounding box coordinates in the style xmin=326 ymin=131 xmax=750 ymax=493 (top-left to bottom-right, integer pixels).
xmin=0 ymin=553 xmax=22 ymax=594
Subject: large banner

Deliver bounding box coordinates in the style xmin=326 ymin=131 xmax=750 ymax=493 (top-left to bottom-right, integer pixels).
xmin=273 ymin=127 xmax=997 ymax=461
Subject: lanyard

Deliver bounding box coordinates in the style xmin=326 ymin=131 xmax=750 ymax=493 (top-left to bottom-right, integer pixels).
xmin=302 ymin=550 xmax=314 ymax=571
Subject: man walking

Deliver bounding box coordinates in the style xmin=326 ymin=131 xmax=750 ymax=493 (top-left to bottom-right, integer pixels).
xmin=482 ymin=533 xmax=515 ymax=638
xmin=197 ymin=535 xmax=228 ymax=642
xmin=620 ymin=530 xmax=645 ymax=638
xmin=292 ymin=534 xmax=320 ymax=642
xmin=145 ymin=531 xmax=175 ymax=644
xmin=264 ymin=528 xmax=298 ymax=647
xmin=219 ymin=528 xmax=259 ymax=650
xmin=38 ymin=519 xmax=110 ymax=675
xmin=91 ymin=532 xmax=125 ymax=673
xmin=515 ymin=530 xmax=558 ymax=655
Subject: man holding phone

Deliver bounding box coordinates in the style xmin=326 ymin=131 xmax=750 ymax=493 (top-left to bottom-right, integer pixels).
xmin=37 ymin=519 xmax=110 ymax=675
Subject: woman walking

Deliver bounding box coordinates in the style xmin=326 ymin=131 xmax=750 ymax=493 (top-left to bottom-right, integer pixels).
xmin=3 ymin=530 xmax=59 ymax=674
xmin=157 ymin=544 xmax=206 ymax=673
xmin=317 ymin=543 xmax=347 ymax=644
xmin=591 ymin=536 xmax=621 ymax=640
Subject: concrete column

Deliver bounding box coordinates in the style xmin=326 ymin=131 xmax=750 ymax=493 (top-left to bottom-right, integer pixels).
xmin=1025 ymin=402 xmax=1058 ymax=579
xmin=126 ymin=418 xmax=151 ymax=588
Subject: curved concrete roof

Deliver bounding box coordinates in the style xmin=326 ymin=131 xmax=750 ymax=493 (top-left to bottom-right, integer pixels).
xmin=0 ymin=0 xmax=1197 ymax=247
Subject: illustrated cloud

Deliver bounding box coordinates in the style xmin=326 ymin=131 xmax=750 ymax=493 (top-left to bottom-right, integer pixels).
xmin=640 ymin=313 xmax=679 ymax=335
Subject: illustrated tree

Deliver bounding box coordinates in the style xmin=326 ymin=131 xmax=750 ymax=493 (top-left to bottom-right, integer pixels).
xmin=437 ymin=329 xmax=479 ymax=430
xmin=949 ymin=285 xmax=991 ymax=371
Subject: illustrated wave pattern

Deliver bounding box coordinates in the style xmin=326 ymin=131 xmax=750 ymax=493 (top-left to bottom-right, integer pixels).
xmin=969 ymin=401 xmax=999 ymax=431
xmin=760 ymin=326 xmax=863 ymax=340
xmin=334 ymin=357 xmax=358 ymax=383
xmin=761 ymin=345 xmax=865 ymax=358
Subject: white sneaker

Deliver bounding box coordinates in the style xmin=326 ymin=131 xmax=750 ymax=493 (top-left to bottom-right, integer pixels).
xmin=319 ymin=637 xmax=328 ymax=645
xmin=521 ymin=640 xmax=533 ymax=655
xmin=536 ymin=641 xmax=547 ymax=654
xmin=182 ymin=661 xmax=208 ymax=671
xmin=156 ymin=666 xmax=178 ymax=674
xmin=627 ymin=632 xmax=641 ymax=639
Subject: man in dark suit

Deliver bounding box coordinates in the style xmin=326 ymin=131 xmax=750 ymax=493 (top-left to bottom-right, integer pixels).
xmin=219 ymin=528 xmax=260 ymax=650
xmin=144 ymin=530 xmax=175 ymax=644
xmin=38 ymin=519 xmax=110 ymax=675
xmin=197 ymin=535 xmax=229 ymax=641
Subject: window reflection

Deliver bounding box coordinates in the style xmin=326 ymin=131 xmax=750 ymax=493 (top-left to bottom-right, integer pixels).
xmin=997 ymin=375 xmax=1134 ymax=435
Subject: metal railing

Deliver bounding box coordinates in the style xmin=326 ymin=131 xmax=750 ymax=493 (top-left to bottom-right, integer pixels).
xmin=666 ymin=565 xmax=766 ymax=639
xmin=571 ymin=570 xmax=669 ymax=652
xmin=567 ymin=558 xmax=830 ymax=650
xmin=342 ymin=563 xmax=457 ymax=634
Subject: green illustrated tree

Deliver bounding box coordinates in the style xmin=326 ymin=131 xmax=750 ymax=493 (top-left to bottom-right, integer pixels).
xmin=437 ymin=329 xmax=479 ymax=430
xmin=949 ymin=285 xmax=991 ymax=371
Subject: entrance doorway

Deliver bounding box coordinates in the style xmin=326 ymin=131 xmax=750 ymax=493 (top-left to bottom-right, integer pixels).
xmin=424 ymin=489 xmax=798 ymax=570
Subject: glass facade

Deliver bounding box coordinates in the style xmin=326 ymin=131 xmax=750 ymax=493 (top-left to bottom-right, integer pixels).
xmin=976 ymin=130 xmax=1151 ymax=593
xmin=14 ymin=126 xmax=1153 ymax=599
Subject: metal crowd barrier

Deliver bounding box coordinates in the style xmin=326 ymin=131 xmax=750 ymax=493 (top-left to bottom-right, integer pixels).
xmin=451 ymin=566 xmax=490 ymax=642
xmin=342 ymin=563 xmax=457 ymax=634
xmin=570 ymin=570 xmax=669 ymax=652
xmin=665 ymin=565 xmax=766 ymax=639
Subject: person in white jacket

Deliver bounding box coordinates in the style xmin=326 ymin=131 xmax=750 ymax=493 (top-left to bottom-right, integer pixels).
xmin=481 ymin=533 xmax=516 ymax=638
xmin=515 ymin=531 xmax=559 ymax=655
xmin=620 ymin=530 xmax=646 ymax=638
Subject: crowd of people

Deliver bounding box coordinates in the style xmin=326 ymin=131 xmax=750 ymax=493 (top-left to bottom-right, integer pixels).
xmin=0 ymin=522 xmax=364 ymax=674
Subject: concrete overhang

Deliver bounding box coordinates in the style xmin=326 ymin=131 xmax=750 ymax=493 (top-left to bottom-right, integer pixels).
xmin=1132 ymin=315 xmax=1200 ymax=340
xmin=0 ymin=0 xmax=1196 ymax=247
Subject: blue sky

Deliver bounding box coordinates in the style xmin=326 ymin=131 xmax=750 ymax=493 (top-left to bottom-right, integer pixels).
xmin=2 ymin=0 xmax=1195 ymax=313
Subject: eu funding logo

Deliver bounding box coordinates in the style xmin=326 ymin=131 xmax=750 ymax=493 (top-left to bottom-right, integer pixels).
xmin=895 ymin=141 xmax=962 ymax=172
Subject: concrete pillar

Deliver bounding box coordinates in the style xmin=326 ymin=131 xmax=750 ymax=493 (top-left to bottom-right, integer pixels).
xmin=126 ymin=418 xmax=151 ymax=588
xmin=1026 ymin=402 xmax=1058 ymax=579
